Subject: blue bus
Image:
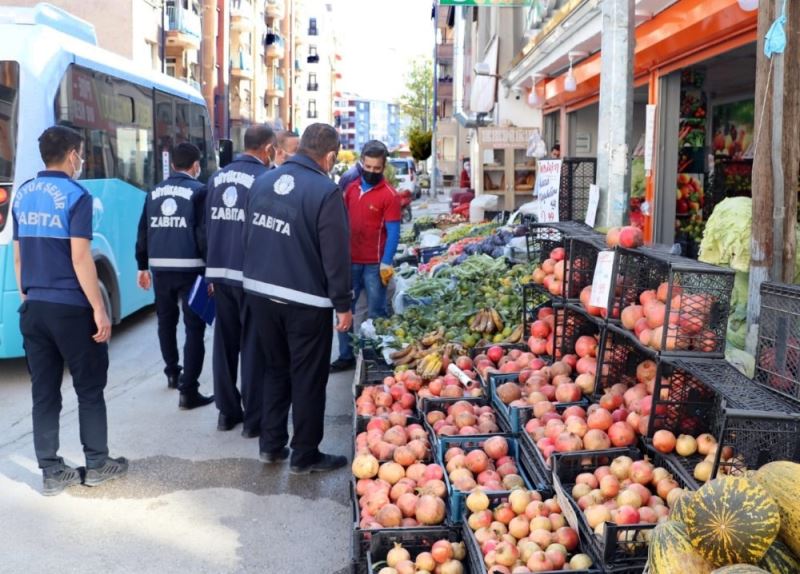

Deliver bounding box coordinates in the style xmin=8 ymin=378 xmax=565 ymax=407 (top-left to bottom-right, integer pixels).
xmin=0 ymin=4 xmax=217 ymax=358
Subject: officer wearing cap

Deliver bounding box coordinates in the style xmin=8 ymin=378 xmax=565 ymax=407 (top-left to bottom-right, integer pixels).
xmin=135 ymin=142 xmax=213 ymax=410
xmin=242 ymin=123 xmax=352 ymax=473
xmin=205 ymin=125 xmax=275 ymax=436
xmin=13 ymin=126 xmax=128 ymax=495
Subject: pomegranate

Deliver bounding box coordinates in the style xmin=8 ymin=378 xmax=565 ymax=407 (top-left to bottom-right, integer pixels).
xmin=483 ymin=436 xmax=509 ymax=460
xmin=652 ymin=429 xmax=677 ymax=454
xmin=608 ymin=421 xmax=636 ymax=447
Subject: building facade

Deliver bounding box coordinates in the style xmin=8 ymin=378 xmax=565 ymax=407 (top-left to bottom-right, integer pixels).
xmin=335 ymin=95 xmax=402 ymax=152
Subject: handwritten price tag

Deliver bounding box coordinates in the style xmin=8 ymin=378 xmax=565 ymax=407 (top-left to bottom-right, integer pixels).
xmin=535 ymin=160 xmax=563 ymax=223
xmin=590 ymin=251 xmax=616 ymax=309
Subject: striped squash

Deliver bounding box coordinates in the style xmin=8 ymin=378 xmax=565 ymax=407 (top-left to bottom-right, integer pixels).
xmin=685 ymin=476 xmax=780 ymax=567
xmin=711 ymin=567 xmax=770 ymax=574
xmin=648 ymin=520 xmax=714 ymax=574
xmin=759 ymin=539 xmax=800 ymax=574
xmin=754 ymin=461 xmax=800 ymax=557
xmin=669 ymin=491 xmax=693 ymax=525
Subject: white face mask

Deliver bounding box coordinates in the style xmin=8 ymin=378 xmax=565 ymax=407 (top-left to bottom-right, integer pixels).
xmin=71 ymin=152 xmax=83 ymax=180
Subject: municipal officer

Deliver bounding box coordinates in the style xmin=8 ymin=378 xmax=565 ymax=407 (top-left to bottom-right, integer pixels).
xmin=13 ymin=126 xmax=128 ymax=495
xmin=242 ymin=123 xmax=352 ymax=473
xmin=135 ymin=142 xmax=213 ymax=410
xmin=274 ymin=130 xmax=299 ymax=167
xmin=205 ymin=125 xmax=275 ymax=436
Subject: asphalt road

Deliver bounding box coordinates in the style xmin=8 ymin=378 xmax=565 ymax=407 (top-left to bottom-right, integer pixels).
xmin=0 ymin=305 xmax=355 ymax=574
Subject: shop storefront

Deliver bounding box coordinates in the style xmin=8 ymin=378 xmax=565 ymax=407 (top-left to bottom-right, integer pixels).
xmin=533 ymin=0 xmax=757 ymax=253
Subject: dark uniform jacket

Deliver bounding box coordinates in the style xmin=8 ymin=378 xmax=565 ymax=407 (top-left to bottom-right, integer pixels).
xmin=242 ymin=153 xmax=351 ymax=312
xmin=205 ymin=154 xmax=268 ymax=286
xmin=135 ymin=172 xmax=206 ymax=273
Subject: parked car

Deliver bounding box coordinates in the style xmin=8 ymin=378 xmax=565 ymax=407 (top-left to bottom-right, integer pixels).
xmin=389 ymin=158 xmax=420 ymax=198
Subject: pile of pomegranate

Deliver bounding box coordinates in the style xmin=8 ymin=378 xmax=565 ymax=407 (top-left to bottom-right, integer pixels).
xmin=355 ymin=415 xmax=431 ymax=464
xmin=374 ymin=538 xmax=466 ymax=574
xmin=530 ymin=247 xmax=568 ymax=298
xmin=443 ymin=436 xmax=526 ymax=494
xmin=464 ymin=488 xmax=593 ymax=572
xmin=424 ymin=399 xmax=501 ymax=437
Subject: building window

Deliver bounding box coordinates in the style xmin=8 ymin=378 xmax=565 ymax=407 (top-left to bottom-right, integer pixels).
xmin=308 ymin=17 xmax=318 ymax=35
xmin=307 ymin=72 xmax=318 ymax=91
xmin=166 ymin=57 xmax=177 ymax=78
xmin=307 ymin=46 xmax=319 ymax=64
xmin=307 ymin=99 xmax=317 ymax=119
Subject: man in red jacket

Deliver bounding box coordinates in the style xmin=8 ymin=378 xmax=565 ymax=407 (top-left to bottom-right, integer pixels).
xmin=330 ymin=140 xmax=401 ymax=372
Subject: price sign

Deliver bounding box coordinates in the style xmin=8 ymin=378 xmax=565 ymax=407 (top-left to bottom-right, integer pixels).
xmin=535 ymin=159 xmax=563 ymax=223
xmin=590 ymin=250 xmax=616 ymax=309
xmin=585 ymin=184 xmax=599 ymax=227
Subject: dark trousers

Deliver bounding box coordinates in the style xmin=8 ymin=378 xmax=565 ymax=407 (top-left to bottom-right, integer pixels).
xmin=246 ymin=295 xmax=333 ymax=466
xmin=152 ymin=271 xmax=206 ymax=392
xmin=19 ymin=300 xmax=109 ymax=474
xmin=212 ymin=283 xmax=264 ymax=431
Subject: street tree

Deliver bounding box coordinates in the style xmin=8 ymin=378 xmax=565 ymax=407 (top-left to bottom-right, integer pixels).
xmin=408 ymin=127 xmax=432 ymax=163
xmin=399 ymin=58 xmax=433 ymax=132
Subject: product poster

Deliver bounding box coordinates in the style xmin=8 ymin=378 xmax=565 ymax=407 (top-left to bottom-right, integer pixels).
xmin=712 ymin=99 xmax=755 ymax=159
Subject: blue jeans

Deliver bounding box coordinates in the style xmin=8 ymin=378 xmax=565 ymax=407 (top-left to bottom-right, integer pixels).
xmin=337 ymin=264 xmax=387 ymax=361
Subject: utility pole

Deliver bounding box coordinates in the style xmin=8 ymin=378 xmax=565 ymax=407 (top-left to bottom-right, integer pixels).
xmin=595 ymin=0 xmax=634 ymax=228
xmin=747 ymin=0 xmax=799 ymax=349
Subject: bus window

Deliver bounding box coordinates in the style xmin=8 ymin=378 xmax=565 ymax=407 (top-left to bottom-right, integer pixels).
xmin=189 ymin=102 xmax=213 ymax=180
xmin=155 ymin=92 xmax=175 ymax=166
xmin=0 ymin=61 xmax=19 ymax=233
xmin=176 ymin=102 xmax=190 ymax=145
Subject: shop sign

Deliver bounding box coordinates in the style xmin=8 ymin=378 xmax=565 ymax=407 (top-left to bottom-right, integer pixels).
xmin=439 ymin=0 xmax=532 ymax=5
xmin=535 ymin=159 xmax=562 ymax=223
xmin=576 ymin=133 xmax=592 ymax=154
xmin=479 ymin=127 xmax=538 ymax=149
xmin=590 ymin=251 xmax=616 ymax=308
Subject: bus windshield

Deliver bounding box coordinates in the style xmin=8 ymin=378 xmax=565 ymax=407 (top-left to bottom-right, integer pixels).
xmin=0 ymin=61 xmax=19 ymax=185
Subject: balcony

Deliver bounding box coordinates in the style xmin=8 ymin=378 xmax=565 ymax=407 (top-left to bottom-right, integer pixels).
xmin=231 ymin=0 xmax=253 ymax=30
xmin=307 ymin=82 xmax=319 ymax=91
xmin=231 ymin=51 xmax=253 ymax=80
xmin=265 ymin=0 xmax=284 ymax=20
xmin=230 ymin=98 xmax=252 ymax=122
xmin=165 ymin=5 xmax=201 ymax=50
xmin=307 ymin=110 xmax=318 ymax=119
xmin=436 ymin=42 xmax=453 ymax=61
xmin=307 ymin=54 xmax=320 ymax=64
xmin=266 ymin=75 xmax=285 ymax=98
xmin=437 ymin=77 xmax=453 ymax=99
xmin=266 ymin=36 xmax=285 ymax=59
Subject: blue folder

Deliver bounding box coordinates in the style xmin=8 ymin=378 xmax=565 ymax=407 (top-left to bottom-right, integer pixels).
xmin=188 ymin=275 xmax=215 ymax=326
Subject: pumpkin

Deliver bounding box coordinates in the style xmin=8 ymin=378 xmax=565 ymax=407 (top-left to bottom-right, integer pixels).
xmin=759 ymin=539 xmax=800 ymax=574
xmin=648 ymin=520 xmax=714 ymax=574
xmin=669 ymin=491 xmax=693 ymax=525
xmin=684 ymin=476 xmax=780 ymax=567
xmin=754 ymin=461 xmax=800 ymax=557
xmin=710 ymin=567 xmax=770 ymax=574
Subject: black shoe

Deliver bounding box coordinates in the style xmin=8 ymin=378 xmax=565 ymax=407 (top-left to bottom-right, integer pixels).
xmin=330 ymin=358 xmax=356 ymax=373
xmin=84 ymin=457 xmax=129 ymax=487
xmin=166 ymin=374 xmax=179 ymax=389
xmin=179 ymin=391 xmax=215 ymax=410
xmin=290 ymin=453 xmax=347 ymax=475
xmin=42 ymin=465 xmax=82 ymax=496
xmin=259 ymin=447 xmax=290 ymax=463
xmin=241 ymin=427 xmax=260 ymax=439
xmin=217 ymin=413 xmax=243 ymax=431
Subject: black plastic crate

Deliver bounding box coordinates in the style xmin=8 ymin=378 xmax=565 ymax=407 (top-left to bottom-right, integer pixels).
xmin=554 ymin=304 xmax=605 ymax=364
xmin=351 ymin=478 xmax=452 ymax=563
xmin=523 ymin=284 xmax=554 ymax=339
xmin=595 ymin=324 xmax=656 ymax=399
xmin=525 ymin=221 xmax=597 ymax=266
xmin=605 ymin=246 xmax=734 ymax=357
xmin=489 ymin=371 xmax=589 ymax=433
xmin=365 ymin=527 xmax=472 ymax=574
xmin=647 ymin=358 xmax=800 ymax=487
xmin=418 ymin=244 xmax=448 ymax=264
xmin=559 ymin=157 xmax=597 ymax=222
xmin=436 ymin=435 xmax=535 ymax=522
xmin=755 ymin=281 xmax=800 ymax=403
xmin=565 ymin=235 xmax=610 ymax=303
xmin=460 ymin=491 xmax=602 ymax=574
xmin=551 ymin=447 xmax=693 ymax=568
xmin=419 ymin=396 xmax=502 ymax=442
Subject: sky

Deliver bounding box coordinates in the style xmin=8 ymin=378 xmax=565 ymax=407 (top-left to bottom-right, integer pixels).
xmin=330 ymin=0 xmax=434 ymax=102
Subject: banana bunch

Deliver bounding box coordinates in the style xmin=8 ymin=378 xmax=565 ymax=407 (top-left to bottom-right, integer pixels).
xmin=503 ymin=324 xmax=524 ymax=344
xmin=416 ymin=352 xmax=443 ymax=379
xmin=469 ymin=307 xmax=505 ymax=335
xmin=421 ymin=326 xmax=445 ymax=347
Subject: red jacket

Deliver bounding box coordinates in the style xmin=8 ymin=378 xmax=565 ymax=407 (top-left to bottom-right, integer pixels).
xmin=343 ymin=178 xmax=401 ymax=264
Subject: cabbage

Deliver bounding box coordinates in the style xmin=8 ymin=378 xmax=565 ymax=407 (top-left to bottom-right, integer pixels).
xmin=726 ymin=271 xmax=749 ymax=350
xmin=699 ymin=197 xmax=752 ymax=271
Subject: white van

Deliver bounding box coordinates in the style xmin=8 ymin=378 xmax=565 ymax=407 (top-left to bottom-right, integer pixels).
xmin=389 ymin=158 xmax=419 ymax=198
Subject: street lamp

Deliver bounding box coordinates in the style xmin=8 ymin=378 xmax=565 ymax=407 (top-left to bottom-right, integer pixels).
xmin=564 ymin=51 xmax=586 ymax=92
xmin=527 ymin=73 xmax=544 ymax=107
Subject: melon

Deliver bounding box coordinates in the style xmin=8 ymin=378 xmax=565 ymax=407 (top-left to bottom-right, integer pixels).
xmin=758 ymin=539 xmax=800 ymax=574
xmin=754 ymin=461 xmax=800 ymax=557
xmin=648 ymin=520 xmax=713 ymax=574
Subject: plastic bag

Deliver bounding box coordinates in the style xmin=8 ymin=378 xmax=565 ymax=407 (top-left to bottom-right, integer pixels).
xmin=527 ymin=131 xmax=548 ymax=159
xmin=419 ymin=230 xmax=443 ymax=248
xmin=360 ymin=318 xmax=377 ymax=341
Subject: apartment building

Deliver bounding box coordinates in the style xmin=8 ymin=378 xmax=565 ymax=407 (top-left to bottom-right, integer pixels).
xmin=335 ymin=95 xmax=402 ymax=152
